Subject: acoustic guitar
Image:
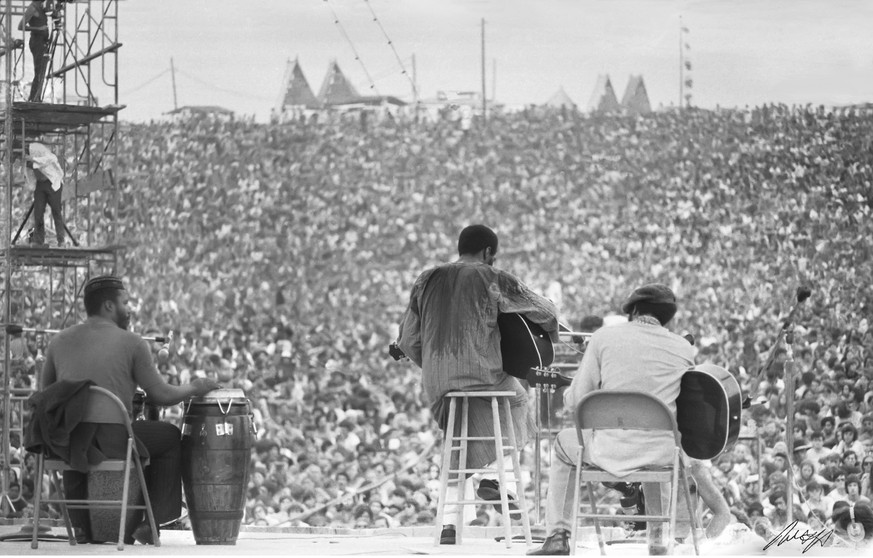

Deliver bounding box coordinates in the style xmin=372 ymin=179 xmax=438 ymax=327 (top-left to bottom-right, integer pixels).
xmin=528 ymin=363 xmax=743 ymax=460
xmin=388 ymin=313 xmax=554 ymax=380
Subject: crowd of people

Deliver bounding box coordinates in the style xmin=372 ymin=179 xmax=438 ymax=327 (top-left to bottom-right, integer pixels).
xmin=3 ymin=101 xmax=873 ymax=543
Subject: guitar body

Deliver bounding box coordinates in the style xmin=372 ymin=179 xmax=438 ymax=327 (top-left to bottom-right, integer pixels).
xmin=676 ymin=363 xmax=743 ymax=460
xmin=497 ymin=313 xmax=555 ymax=380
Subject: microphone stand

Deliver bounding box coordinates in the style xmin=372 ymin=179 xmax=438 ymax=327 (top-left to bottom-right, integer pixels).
xmin=783 ymin=326 xmax=797 ymax=525
xmin=752 ymin=287 xmax=810 ymax=524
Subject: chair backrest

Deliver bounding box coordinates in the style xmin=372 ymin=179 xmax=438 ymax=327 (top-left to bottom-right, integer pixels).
xmin=574 ymin=390 xmax=680 ymax=445
xmin=82 ymin=386 xmax=136 ymax=440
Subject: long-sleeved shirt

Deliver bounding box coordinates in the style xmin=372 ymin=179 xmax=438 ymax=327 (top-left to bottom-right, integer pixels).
xmin=565 ymin=319 xmax=695 ymax=477
xmin=397 ymin=260 xmax=557 ymax=468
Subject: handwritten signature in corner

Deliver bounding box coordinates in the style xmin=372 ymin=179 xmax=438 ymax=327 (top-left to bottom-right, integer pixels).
xmin=763 ymin=520 xmax=835 ymax=553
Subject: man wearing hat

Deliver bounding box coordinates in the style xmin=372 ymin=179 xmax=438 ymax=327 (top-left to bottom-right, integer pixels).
xmin=529 ymin=283 xmax=731 ymax=555
xmin=41 ymin=275 xmax=220 ymax=544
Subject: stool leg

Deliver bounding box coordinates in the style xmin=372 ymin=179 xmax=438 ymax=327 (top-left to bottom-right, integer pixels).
xmin=502 ymin=397 xmax=532 ymax=546
xmin=433 ymin=397 xmax=457 ymax=546
xmin=457 ymin=397 xmax=470 ymax=545
xmin=491 ymin=397 xmax=513 ymax=549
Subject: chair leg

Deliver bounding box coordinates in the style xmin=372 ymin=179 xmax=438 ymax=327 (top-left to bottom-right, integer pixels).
xmin=433 ymin=397 xmax=457 ymax=546
xmin=48 ymin=471 xmax=75 ymax=545
xmin=588 ymin=481 xmax=605 ymax=556
xmin=502 ymin=398 xmax=532 ymax=546
xmin=133 ymin=453 xmax=160 ymax=547
xmin=117 ymin=442 xmax=134 ymax=550
xmin=667 ymin=454 xmax=681 ymax=555
xmin=31 ymin=455 xmax=44 ymax=550
xmin=679 ymin=463 xmax=700 ymax=555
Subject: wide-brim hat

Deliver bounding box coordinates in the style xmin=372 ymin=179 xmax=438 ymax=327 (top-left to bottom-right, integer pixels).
xmin=621 ymin=283 xmax=677 ymax=314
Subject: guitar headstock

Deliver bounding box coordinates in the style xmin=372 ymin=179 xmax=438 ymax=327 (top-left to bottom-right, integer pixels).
xmin=388 ymin=342 xmax=408 ymax=361
xmin=528 ymin=367 xmax=572 ymax=390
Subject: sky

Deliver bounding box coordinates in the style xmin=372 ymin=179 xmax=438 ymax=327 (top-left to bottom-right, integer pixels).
xmin=114 ymin=0 xmax=873 ymax=122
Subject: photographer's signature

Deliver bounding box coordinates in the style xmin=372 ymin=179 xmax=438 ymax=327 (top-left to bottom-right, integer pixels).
xmin=764 ymin=521 xmax=834 ymax=553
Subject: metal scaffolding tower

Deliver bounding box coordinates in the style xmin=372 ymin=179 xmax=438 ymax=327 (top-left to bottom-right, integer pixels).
xmin=0 ymin=0 xmax=123 ymax=522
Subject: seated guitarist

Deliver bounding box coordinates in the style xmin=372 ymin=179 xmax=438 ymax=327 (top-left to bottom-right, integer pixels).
xmin=396 ymin=224 xmax=558 ymax=545
xmin=529 ymin=283 xmax=731 ymax=555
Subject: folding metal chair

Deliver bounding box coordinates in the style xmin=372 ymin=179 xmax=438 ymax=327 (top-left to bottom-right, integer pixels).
xmin=30 ymin=386 xmax=159 ymax=550
xmin=570 ymin=390 xmax=700 ymax=555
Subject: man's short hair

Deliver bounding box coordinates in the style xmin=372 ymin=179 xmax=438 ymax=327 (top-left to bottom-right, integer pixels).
xmin=83 ymin=275 xmax=125 ymax=316
xmin=806 ymin=480 xmax=823 ymax=493
xmin=457 ymin=225 xmax=498 ymax=256
xmin=821 ymin=416 xmax=835 ymax=427
xmin=810 ymin=430 xmax=824 ymax=440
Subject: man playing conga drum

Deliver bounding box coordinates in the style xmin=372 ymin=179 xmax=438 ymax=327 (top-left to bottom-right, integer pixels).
xmin=40 ymin=275 xmax=220 ymax=545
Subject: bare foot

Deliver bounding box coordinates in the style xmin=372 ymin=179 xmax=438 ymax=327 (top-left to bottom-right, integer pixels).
xmin=706 ymin=511 xmax=732 ymax=539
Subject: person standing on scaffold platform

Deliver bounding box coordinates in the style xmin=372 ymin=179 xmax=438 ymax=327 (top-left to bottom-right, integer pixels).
xmin=18 ymin=0 xmax=52 ymax=102
xmin=24 ymin=142 xmax=66 ymax=247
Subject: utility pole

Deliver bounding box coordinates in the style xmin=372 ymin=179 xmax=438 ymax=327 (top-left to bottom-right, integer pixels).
xmin=481 ymin=18 xmax=486 ymax=123
xmin=492 ymin=58 xmax=496 ymax=102
xmin=678 ymin=17 xmax=683 ymax=109
xmin=412 ymin=53 xmax=418 ymax=121
xmin=170 ymin=57 xmax=178 ymax=111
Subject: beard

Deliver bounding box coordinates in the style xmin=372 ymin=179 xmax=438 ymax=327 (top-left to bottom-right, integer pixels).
xmin=116 ymin=309 xmax=131 ymax=330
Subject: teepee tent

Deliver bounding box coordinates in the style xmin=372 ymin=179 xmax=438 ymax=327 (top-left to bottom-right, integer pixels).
xmin=274 ymin=58 xmax=320 ymax=115
xmin=621 ymin=75 xmax=651 ymax=115
xmin=587 ymin=74 xmax=620 ymax=114
xmin=544 ymin=86 xmax=576 ymax=109
xmin=317 ymin=60 xmax=360 ymax=106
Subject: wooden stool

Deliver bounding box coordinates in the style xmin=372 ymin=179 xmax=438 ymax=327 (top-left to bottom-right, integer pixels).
xmin=433 ymin=391 xmax=532 ymax=548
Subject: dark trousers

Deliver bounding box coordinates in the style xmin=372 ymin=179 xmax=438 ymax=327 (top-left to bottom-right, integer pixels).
xmin=63 ymin=421 xmax=183 ymax=538
xmin=28 ymin=34 xmax=49 ymax=102
xmin=32 ymin=178 xmax=64 ymax=244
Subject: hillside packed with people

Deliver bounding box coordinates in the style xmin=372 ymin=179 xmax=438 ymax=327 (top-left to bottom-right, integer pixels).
xmin=4 ymin=103 xmax=873 ymax=542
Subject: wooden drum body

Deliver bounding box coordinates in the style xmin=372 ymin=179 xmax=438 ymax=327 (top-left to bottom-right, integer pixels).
xmin=181 ymin=389 xmax=254 ymax=545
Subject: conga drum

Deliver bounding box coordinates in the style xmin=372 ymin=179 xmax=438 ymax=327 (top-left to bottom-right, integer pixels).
xmin=181 ymin=388 xmax=254 ymax=545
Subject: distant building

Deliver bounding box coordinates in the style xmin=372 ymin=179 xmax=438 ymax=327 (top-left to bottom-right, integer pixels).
xmin=587 ymin=74 xmax=620 ymax=114
xmin=318 ymin=60 xmax=360 ymax=107
xmin=165 ymin=105 xmax=234 ymax=121
xmin=544 ymin=86 xmax=576 ymax=110
xmin=273 ymin=57 xmax=321 ymax=121
xmin=621 ymin=75 xmax=651 ymax=115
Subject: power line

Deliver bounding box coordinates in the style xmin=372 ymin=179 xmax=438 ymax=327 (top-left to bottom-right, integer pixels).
xmin=362 ymin=0 xmax=417 ymax=100
xmin=323 ymin=0 xmax=380 ymax=96
xmin=175 ymin=68 xmax=274 ymax=102
xmin=122 ymin=68 xmax=171 ymax=96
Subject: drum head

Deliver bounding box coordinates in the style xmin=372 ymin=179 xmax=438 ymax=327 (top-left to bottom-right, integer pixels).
xmin=190 ymin=388 xmax=247 ymax=404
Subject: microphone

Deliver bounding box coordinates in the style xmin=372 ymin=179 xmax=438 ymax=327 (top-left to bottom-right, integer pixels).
xmin=5 ymin=324 xmax=23 ymax=335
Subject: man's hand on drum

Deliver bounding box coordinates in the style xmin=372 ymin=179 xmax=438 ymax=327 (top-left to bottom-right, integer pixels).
xmin=191 ymin=377 xmax=222 ymax=396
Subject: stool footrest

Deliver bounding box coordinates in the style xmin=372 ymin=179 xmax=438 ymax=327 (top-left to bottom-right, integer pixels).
xmin=450 ymin=468 xmax=518 ymax=475
xmin=449 ymin=437 xmax=514 ymax=443
xmin=577 ymin=513 xmax=672 ymax=522
xmin=446 ymin=498 xmax=524 ymax=511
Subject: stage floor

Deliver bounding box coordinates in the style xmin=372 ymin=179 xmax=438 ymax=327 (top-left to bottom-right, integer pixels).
xmin=0 ymin=523 xmax=865 ymax=556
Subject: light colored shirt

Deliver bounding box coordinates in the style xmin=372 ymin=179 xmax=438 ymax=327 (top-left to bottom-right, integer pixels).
xmin=25 ymin=142 xmax=64 ymax=192
xmin=565 ymin=319 xmax=695 ymax=477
